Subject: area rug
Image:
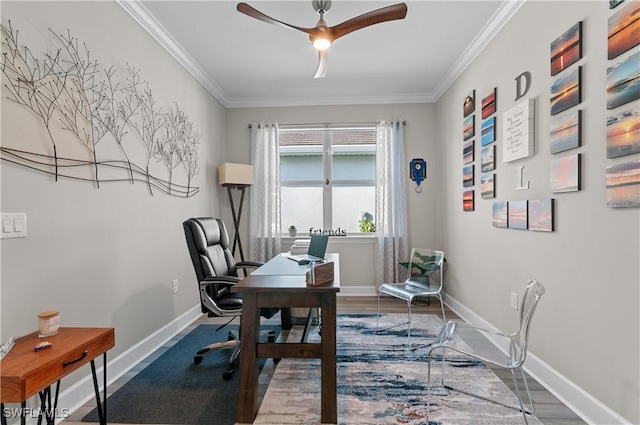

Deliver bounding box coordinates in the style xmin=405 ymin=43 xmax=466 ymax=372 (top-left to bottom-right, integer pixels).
xmin=82 ymin=324 xmax=279 ymax=425
xmin=254 ymin=313 xmax=542 ymax=425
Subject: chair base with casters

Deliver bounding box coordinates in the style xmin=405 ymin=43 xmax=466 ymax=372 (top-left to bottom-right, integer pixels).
xmin=194 ymin=324 xmax=277 ymax=380
xmin=424 ymin=279 xmax=545 ymax=424
xmin=376 ymin=249 xmax=446 ymax=342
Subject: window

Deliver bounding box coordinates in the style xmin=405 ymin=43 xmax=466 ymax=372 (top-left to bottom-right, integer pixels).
xmin=280 ymin=126 xmax=376 ymax=235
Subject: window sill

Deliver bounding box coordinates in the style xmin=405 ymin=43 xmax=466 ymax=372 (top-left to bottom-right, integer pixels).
xmin=282 ymin=234 xmax=376 ymax=244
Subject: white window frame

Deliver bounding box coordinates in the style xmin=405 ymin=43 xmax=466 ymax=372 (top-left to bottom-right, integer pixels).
xmin=279 ymin=125 xmax=376 ymax=234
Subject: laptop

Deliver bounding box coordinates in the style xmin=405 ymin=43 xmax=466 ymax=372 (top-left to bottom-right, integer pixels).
xmin=287 ymin=234 xmax=329 ymax=264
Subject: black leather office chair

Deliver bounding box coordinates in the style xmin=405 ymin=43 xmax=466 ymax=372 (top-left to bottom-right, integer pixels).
xmin=183 ymin=217 xmax=278 ymax=380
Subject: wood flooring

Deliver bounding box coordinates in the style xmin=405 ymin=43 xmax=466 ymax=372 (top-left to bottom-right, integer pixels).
xmin=63 ymin=296 xmax=586 ymax=425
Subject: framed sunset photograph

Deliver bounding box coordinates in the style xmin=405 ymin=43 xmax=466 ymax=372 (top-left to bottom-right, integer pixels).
xmin=608 ymin=1 xmax=640 ymax=59
xmin=463 ymin=114 xmax=475 ymax=140
xmin=481 ymin=174 xmax=495 ymax=199
xmin=492 ymin=201 xmax=508 ymax=228
xmin=463 ymin=90 xmax=475 ymax=117
xmin=528 ymin=199 xmax=555 ymax=232
xmin=463 ymin=164 xmax=474 ymax=187
xmin=607 ymin=50 xmax=640 ymax=110
xmin=481 ymin=87 xmax=497 ymax=119
xmin=508 ymin=200 xmax=528 ymax=230
xmin=463 ymin=139 xmax=474 ymax=164
xmin=463 ymin=190 xmax=474 ymax=211
xmin=481 ymin=117 xmax=496 ymax=146
xmin=551 ymin=66 xmax=581 ymax=115
xmin=550 ymin=22 xmax=582 ymax=76
xmin=481 ymin=145 xmax=495 ymax=172
xmin=606 ymin=160 xmax=640 ymax=208
xmin=607 ymin=104 xmax=640 ymax=158
xmin=550 ymin=153 xmax=581 ymax=193
xmin=550 ymin=110 xmax=581 ymax=154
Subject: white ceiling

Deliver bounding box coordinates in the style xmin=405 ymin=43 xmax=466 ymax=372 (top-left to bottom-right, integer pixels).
xmin=120 ymin=1 xmax=524 ymax=108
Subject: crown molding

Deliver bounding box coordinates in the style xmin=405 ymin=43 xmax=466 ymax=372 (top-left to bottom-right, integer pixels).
xmin=116 ymin=0 xmax=231 ymax=106
xmin=431 ymin=0 xmax=526 ymax=101
xmin=118 ymin=0 xmax=523 ymax=108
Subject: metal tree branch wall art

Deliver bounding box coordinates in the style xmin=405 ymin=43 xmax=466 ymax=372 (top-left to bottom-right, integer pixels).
xmin=1 ymin=20 xmax=200 ymax=197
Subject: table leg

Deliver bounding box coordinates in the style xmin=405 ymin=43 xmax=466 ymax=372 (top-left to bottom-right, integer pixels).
xmin=320 ymin=293 xmax=337 ymax=424
xmin=281 ymin=307 xmax=292 ymax=330
xmin=237 ymin=293 xmax=260 ymax=424
xmin=90 ymin=354 xmax=108 ymax=425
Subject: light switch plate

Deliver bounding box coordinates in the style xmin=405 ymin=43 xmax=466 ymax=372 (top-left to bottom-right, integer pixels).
xmin=0 ymin=213 xmax=27 ymax=239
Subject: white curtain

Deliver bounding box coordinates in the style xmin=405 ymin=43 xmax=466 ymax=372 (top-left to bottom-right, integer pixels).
xmin=249 ymin=122 xmax=282 ymax=262
xmin=375 ymin=120 xmax=409 ymax=287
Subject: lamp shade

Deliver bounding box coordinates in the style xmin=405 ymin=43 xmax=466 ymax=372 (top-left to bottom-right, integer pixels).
xmin=218 ymin=163 xmax=254 ymax=186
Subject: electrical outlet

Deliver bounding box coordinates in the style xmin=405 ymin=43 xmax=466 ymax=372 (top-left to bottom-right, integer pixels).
xmin=510 ymin=292 xmax=518 ymax=310
xmin=172 ymin=279 xmax=179 ymax=294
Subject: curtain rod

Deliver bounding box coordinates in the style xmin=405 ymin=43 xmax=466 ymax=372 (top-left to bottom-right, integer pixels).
xmin=247 ymin=121 xmax=407 ymax=128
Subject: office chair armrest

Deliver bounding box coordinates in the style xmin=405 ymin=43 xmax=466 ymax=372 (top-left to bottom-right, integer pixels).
xmin=236 ymin=261 xmax=264 ymax=270
xmin=201 ymin=276 xmax=241 ymax=286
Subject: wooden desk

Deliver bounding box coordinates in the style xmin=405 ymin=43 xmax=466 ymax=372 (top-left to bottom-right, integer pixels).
xmin=1 ymin=327 xmax=115 ymax=425
xmin=232 ymin=254 xmax=340 ymax=424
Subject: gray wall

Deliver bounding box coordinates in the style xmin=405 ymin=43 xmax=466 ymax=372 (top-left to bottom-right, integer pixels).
xmin=225 ymin=104 xmax=441 ymax=291
xmin=0 ymin=0 xmax=226 ymax=388
xmin=437 ymin=1 xmax=639 ymax=423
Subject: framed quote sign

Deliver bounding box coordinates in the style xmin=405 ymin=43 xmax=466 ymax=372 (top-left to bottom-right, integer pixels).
xmin=503 ymin=98 xmax=535 ymax=163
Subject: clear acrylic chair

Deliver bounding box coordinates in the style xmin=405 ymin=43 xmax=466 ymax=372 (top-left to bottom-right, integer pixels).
xmin=425 ymin=279 xmax=545 ymax=424
xmin=376 ymin=249 xmax=446 ymax=339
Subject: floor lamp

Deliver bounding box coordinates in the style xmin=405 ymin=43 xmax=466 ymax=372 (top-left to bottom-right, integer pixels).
xmin=218 ymin=163 xmax=254 ymax=262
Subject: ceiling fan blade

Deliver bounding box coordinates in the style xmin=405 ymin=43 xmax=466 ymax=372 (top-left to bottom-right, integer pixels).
xmin=313 ymin=50 xmax=328 ymax=79
xmin=237 ymin=3 xmax=315 ymax=35
xmin=330 ymin=3 xmax=408 ymax=41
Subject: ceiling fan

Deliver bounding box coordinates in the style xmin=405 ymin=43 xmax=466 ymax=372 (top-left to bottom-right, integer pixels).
xmin=237 ymin=1 xmax=408 ymax=79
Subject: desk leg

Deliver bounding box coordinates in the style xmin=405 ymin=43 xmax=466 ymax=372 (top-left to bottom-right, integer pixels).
xmin=281 ymin=307 xmax=292 ymax=330
xmin=320 ymin=293 xmax=337 ymax=424
xmin=237 ymin=293 xmax=260 ymax=424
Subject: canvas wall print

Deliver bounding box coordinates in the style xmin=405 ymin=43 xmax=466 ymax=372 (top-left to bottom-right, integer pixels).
xmin=607 ymin=50 xmax=640 ymax=110
xmin=550 ymin=110 xmax=581 ymax=154
xmin=607 ymin=104 xmax=640 ymax=158
xmin=606 ymin=160 xmax=640 ymax=207
xmin=551 ymin=66 xmax=581 ymax=115
xmin=463 ymin=190 xmax=474 ymax=211
xmin=492 ymin=201 xmax=508 ymax=228
xmin=550 ymin=22 xmax=582 ymax=76
xmin=508 ymin=200 xmax=528 ymax=230
xmin=463 ymin=164 xmax=474 ymax=187
xmin=481 ymin=145 xmax=495 ymax=172
xmin=528 ymin=199 xmax=555 ymax=232
xmin=481 ymin=117 xmax=496 ymax=146
xmin=463 ymin=114 xmax=475 ymax=140
xmin=550 ymin=153 xmax=581 ymax=193
xmin=463 ymin=90 xmax=475 ymax=117
xmin=608 ymin=1 xmax=640 ymax=59
xmin=481 ymin=88 xmax=497 ymax=119
xmin=463 ymin=139 xmax=474 ymax=164
xmin=481 ymin=174 xmax=495 ymax=199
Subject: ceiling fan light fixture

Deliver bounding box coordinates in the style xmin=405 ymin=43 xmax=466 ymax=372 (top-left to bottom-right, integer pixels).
xmin=312 ymin=37 xmax=331 ymax=50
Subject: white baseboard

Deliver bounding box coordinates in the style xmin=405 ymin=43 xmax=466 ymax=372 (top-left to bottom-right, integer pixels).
xmin=15 ymin=305 xmax=203 ymax=425
xmin=444 ymin=293 xmax=631 ymax=425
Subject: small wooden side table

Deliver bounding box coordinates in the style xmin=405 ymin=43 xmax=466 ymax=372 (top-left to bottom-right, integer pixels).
xmin=1 ymin=327 xmax=115 ymax=425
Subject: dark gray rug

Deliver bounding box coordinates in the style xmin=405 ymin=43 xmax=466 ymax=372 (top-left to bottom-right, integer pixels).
xmin=82 ymin=324 xmax=279 ymax=425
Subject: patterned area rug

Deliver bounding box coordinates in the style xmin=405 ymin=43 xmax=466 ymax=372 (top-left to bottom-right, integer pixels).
xmin=254 ymin=313 xmax=542 ymax=425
